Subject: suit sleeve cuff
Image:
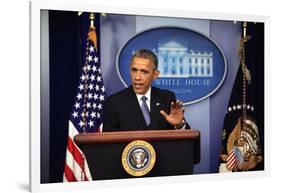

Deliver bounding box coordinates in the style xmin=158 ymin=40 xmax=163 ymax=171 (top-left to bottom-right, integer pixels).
xmin=174 ymin=120 xmax=186 ymax=130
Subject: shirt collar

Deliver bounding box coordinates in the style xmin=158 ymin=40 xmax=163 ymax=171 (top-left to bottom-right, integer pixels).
xmin=136 ymin=87 xmax=151 ymax=104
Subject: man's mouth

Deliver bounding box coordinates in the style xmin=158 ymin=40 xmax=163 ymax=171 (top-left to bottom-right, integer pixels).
xmin=133 ymin=83 xmax=143 ymax=89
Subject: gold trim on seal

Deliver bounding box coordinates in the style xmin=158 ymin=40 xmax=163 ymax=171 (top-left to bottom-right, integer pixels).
xmin=122 ymin=140 xmax=156 ymax=177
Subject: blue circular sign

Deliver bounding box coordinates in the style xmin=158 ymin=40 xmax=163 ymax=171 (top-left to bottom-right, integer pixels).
xmin=117 ymin=27 xmax=227 ymax=105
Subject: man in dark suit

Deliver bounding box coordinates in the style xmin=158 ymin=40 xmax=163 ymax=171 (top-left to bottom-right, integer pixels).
xmin=102 ymin=49 xmax=190 ymax=131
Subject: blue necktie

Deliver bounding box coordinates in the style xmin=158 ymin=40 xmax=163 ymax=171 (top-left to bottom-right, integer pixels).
xmin=141 ymin=96 xmax=150 ymax=126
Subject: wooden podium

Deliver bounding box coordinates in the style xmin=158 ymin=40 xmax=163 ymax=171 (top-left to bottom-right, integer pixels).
xmin=74 ymin=129 xmax=200 ymax=180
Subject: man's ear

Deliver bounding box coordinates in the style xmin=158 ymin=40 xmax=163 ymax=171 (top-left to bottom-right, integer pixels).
xmin=153 ymin=70 xmax=160 ymax=79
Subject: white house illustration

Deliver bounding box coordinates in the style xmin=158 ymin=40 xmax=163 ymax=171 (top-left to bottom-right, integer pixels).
xmin=153 ymin=41 xmax=213 ymax=78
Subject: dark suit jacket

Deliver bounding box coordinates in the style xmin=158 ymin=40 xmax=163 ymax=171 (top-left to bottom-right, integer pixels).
xmin=103 ymin=86 xmax=190 ymax=131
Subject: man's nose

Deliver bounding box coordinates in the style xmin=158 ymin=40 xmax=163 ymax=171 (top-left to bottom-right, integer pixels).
xmin=135 ymin=71 xmax=142 ymax=80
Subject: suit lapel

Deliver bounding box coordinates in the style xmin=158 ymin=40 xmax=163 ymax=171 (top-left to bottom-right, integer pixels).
xmin=150 ymin=87 xmax=161 ymax=130
xmin=127 ymin=86 xmax=148 ymax=130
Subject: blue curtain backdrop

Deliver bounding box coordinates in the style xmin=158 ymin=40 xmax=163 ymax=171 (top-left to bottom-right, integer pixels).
xmin=218 ymin=22 xmax=264 ymax=171
xmin=48 ymin=11 xmax=100 ymax=183
xmin=245 ymin=23 xmax=264 ymax=169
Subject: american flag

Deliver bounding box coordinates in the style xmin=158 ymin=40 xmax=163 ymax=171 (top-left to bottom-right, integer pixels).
xmin=226 ymin=148 xmax=241 ymax=170
xmin=63 ymin=16 xmax=105 ymax=182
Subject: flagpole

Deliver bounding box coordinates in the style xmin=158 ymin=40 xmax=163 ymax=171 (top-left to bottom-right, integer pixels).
xmin=241 ymin=21 xmax=251 ymax=137
xmin=81 ymin=13 xmax=96 ymax=133
xmin=88 ymin=13 xmax=98 ymax=51
xmin=90 ymin=13 xmax=95 ymax=29
xmin=243 ymin=22 xmax=247 ymax=37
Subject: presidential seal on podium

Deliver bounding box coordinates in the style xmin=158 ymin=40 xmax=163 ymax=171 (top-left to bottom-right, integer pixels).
xmin=121 ymin=140 xmax=156 ymax=177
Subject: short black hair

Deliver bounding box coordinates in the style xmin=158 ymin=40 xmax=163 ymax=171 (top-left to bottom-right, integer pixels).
xmin=130 ymin=49 xmax=158 ymax=70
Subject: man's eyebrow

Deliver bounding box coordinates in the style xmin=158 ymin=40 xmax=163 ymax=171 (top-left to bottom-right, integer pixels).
xmin=140 ymin=69 xmax=149 ymax=73
xmin=130 ymin=67 xmax=149 ymax=73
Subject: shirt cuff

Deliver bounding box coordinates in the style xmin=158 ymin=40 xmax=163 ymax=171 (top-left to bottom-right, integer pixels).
xmin=174 ymin=120 xmax=186 ymax=130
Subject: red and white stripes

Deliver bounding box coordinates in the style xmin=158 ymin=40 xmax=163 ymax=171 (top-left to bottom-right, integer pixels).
xmin=227 ymin=149 xmax=241 ymax=170
xmin=63 ymin=121 xmax=92 ymax=182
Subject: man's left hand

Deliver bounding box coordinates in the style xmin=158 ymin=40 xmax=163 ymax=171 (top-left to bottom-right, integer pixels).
xmin=160 ymin=100 xmax=185 ymax=127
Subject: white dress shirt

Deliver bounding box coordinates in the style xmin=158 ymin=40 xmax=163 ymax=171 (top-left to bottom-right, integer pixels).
xmin=136 ymin=87 xmax=151 ymax=111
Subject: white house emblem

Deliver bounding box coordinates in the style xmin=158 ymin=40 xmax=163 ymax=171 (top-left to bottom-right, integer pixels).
xmin=156 ymin=41 xmax=213 ymax=78
xmin=118 ymin=27 xmax=227 ymax=105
